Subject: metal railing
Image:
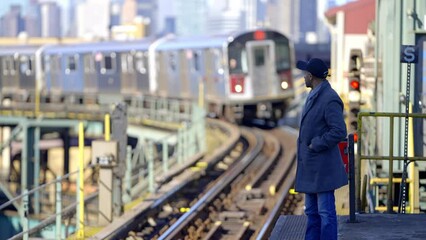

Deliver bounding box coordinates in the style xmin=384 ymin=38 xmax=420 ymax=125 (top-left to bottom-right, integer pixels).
xmin=122 ymin=105 xmax=206 ymax=202
xmin=0 ymin=97 xmax=207 ymax=239
xmin=0 ymin=121 xmax=90 ymax=240
xmin=356 ymin=112 xmax=426 ymax=214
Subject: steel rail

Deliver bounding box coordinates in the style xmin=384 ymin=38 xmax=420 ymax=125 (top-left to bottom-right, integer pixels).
xmin=158 ymin=128 xmax=264 ymax=240
xmin=91 ymin=119 xmax=240 ymax=240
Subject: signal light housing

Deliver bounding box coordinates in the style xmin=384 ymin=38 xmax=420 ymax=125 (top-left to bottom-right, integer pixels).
xmin=347 ymin=49 xmax=363 ymax=134
xmin=349 ymin=79 xmax=360 ymax=91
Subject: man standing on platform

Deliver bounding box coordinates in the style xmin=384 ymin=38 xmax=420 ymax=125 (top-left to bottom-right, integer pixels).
xmin=295 ymin=58 xmax=348 ymax=240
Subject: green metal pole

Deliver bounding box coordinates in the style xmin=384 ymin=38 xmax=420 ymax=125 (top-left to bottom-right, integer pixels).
xmin=147 ymin=142 xmax=155 ymax=193
xmin=177 ymin=128 xmax=183 ymax=164
xmin=356 ymin=114 xmax=362 ymax=212
xmin=21 ymin=121 xmax=28 ymax=195
xmin=387 ymin=116 xmax=394 ymax=213
xmin=56 ymin=177 xmax=62 ymax=239
xmin=124 ymin=145 xmax=132 ymax=203
xmin=22 ymin=189 xmax=29 ymax=240
xmin=162 ymin=139 xmax=169 ymax=173
xmin=34 ymin=127 xmax=40 ymax=215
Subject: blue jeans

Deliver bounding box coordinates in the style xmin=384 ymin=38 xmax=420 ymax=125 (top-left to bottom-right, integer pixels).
xmin=304 ymin=191 xmax=337 ymax=240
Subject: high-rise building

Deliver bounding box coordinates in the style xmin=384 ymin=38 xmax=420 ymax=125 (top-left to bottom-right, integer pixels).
xmin=76 ymin=0 xmax=110 ymax=39
xmin=25 ymin=0 xmax=41 ymax=37
xmin=122 ymin=0 xmax=137 ymax=24
xmin=110 ymin=2 xmax=121 ymax=27
xmin=67 ymin=0 xmax=80 ymax=36
xmin=0 ymin=5 xmax=24 ymax=37
xmin=206 ymin=0 xmax=244 ymax=34
xmin=40 ymin=1 xmax=61 ymax=37
xmin=175 ymin=0 xmax=206 ymax=36
xmin=163 ymin=17 xmax=175 ymax=34
xmin=206 ymin=11 xmax=243 ymax=35
xmin=157 ymin=0 xmax=175 ymax=35
xmin=0 ymin=0 xmax=25 ymax=18
xmin=299 ymin=0 xmax=318 ymax=44
xmin=136 ymin=0 xmax=158 ymax=36
xmin=266 ymin=0 xmax=298 ymax=40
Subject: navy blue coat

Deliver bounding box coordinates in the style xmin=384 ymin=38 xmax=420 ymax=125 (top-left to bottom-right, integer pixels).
xmin=295 ymin=81 xmax=348 ymax=193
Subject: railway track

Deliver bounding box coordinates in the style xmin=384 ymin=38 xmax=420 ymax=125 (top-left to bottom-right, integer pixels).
xmin=106 ymin=125 xmax=300 ymax=240
xmin=158 ymin=128 xmax=299 ymax=240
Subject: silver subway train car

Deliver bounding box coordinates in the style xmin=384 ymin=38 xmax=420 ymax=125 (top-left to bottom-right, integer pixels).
xmin=0 ymin=29 xmax=295 ymax=123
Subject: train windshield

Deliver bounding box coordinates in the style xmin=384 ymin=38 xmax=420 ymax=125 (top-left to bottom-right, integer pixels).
xmin=228 ymin=42 xmax=248 ymax=74
xmin=228 ymin=31 xmax=291 ymax=74
xmin=275 ymin=40 xmax=291 ymax=71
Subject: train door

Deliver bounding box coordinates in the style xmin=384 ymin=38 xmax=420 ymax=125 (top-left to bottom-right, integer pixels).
xmin=48 ymin=55 xmax=62 ymax=101
xmin=63 ymin=54 xmax=84 ymax=100
xmin=19 ymin=54 xmax=36 ymax=101
xmin=121 ymin=52 xmax=136 ymax=95
xmin=83 ymin=53 xmax=97 ymax=95
xmin=179 ymin=50 xmax=190 ymax=98
xmin=157 ymin=52 xmax=168 ymax=96
xmin=96 ymin=52 xmax=120 ymax=93
xmin=135 ymin=51 xmax=150 ymax=95
xmin=166 ymin=51 xmax=180 ymax=98
xmin=1 ymin=56 xmax=19 ymax=98
xmin=189 ymin=50 xmax=202 ymax=99
xmin=204 ymin=49 xmax=216 ymax=99
xmin=246 ymin=40 xmax=275 ymax=97
xmin=206 ymin=49 xmax=226 ymax=99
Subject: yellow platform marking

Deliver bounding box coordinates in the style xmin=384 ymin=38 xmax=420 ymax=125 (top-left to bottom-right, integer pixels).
xmin=196 ymin=162 xmax=207 ymax=168
xmin=289 ymin=188 xmax=298 ymax=195
xmin=66 ymin=226 xmax=103 ymax=240
xmin=269 ymin=185 xmax=276 ymax=196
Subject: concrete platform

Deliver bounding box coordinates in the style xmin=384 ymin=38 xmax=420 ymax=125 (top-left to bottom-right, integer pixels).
xmin=270 ymin=214 xmax=426 ymax=240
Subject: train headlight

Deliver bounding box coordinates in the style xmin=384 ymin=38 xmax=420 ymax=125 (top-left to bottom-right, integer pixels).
xmin=281 ymin=81 xmax=289 ymax=90
xmin=235 ymin=84 xmax=243 ymax=93
xmin=230 ymin=74 xmax=245 ymax=94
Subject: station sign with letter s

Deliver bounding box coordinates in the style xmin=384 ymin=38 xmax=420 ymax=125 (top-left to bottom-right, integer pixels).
xmin=401 ymin=45 xmax=418 ymax=63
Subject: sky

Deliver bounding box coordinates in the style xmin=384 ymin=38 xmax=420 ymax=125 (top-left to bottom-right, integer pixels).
xmin=0 ymin=0 xmax=355 ymax=37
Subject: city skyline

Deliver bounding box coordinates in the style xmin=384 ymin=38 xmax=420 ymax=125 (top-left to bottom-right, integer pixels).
xmin=0 ymin=0 xmax=355 ymax=41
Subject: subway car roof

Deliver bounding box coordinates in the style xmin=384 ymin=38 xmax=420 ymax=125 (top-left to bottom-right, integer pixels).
xmin=0 ymin=45 xmax=40 ymax=56
xmin=43 ymin=39 xmax=154 ymax=54
xmin=156 ymin=29 xmax=286 ymax=51
xmin=156 ymin=34 xmax=229 ymax=51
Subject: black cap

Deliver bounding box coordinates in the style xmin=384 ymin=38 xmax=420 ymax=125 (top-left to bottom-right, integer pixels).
xmin=296 ymin=58 xmax=329 ymax=78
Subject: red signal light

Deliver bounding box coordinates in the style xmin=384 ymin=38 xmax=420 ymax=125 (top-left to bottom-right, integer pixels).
xmin=254 ymin=30 xmax=266 ymax=40
xmin=353 ymin=132 xmax=358 ymax=142
xmin=350 ymin=80 xmax=360 ymax=90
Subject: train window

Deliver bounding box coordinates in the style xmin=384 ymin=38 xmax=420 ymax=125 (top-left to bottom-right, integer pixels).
xmin=254 ymin=48 xmax=265 ymax=66
xmin=50 ymin=56 xmax=59 ymax=73
xmin=101 ymin=52 xmax=116 ymax=74
xmin=275 ymin=41 xmax=291 ymax=70
xmin=2 ymin=57 xmax=16 ymax=76
xmin=65 ymin=55 xmax=78 ymax=74
xmin=169 ymin=52 xmax=176 ymax=71
xmin=2 ymin=58 xmax=7 ymax=76
xmin=104 ymin=56 xmax=113 ymax=69
xmin=228 ymin=43 xmax=248 ymax=74
xmin=212 ymin=49 xmax=224 ymax=75
xmin=193 ymin=52 xmax=200 ymax=71
xmin=20 ymin=56 xmax=33 ymax=76
xmin=241 ymin=50 xmax=248 ymax=73
xmin=43 ymin=56 xmax=50 ymax=73
xmin=121 ymin=54 xmax=134 ymax=73
xmin=136 ymin=52 xmax=146 ymax=74
xmin=84 ymin=55 xmax=94 ymax=73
